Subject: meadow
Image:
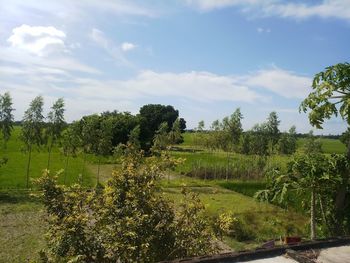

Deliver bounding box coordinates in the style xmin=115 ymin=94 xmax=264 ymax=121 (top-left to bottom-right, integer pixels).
xmin=0 ymin=129 xmax=346 ymax=262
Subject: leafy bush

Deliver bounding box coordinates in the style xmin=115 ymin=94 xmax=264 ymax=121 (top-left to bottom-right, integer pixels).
xmin=36 ymin=145 xmax=217 ymax=262
xmin=214 ymin=212 xmax=255 ymax=242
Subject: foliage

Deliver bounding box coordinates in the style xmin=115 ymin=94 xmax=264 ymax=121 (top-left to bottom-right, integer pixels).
xmin=300 ymin=62 xmax=350 ymax=129
xmin=300 ymin=62 xmax=350 ymax=232
xmin=0 ymin=92 xmax=15 ymax=147
xmin=168 ymin=118 xmax=184 ymax=144
xmin=21 ymin=96 xmax=45 ymax=188
xmin=255 ymin=153 xmax=347 ymax=239
xmin=46 ymin=98 xmax=65 ymax=168
xmin=214 ymin=212 xmax=254 ymax=242
xmin=304 ymin=131 xmax=323 ymax=154
xmin=139 ymin=104 xmax=179 ymax=150
xmin=278 ymin=126 xmax=297 ymax=155
xmin=36 ymin=145 xmax=217 ymax=262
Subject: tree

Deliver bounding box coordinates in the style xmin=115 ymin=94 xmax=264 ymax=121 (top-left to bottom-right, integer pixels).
xmin=222 ymin=108 xmax=243 ymax=150
xmin=249 ymin=123 xmax=269 ymax=155
xmin=61 ymin=122 xmax=81 ymax=184
xmin=139 ymin=104 xmax=179 ymax=150
xmin=266 ymin=111 xmax=280 ymax=153
xmin=304 ymin=131 xmax=323 ymax=154
xmin=36 ymin=145 xmax=216 ymax=262
xmin=255 ymin=154 xmax=341 ymax=239
xmin=300 ymin=62 xmax=350 ymax=228
xmin=0 ymin=92 xmax=15 ymax=148
xmin=128 ymin=125 xmax=141 ymax=150
xmin=179 ymin=117 xmax=187 ymax=133
xmin=46 ymin=98 xmax=65 ymax=169
xmin=197 ymin=120 xmax=205 ymax=132
xmin=21 ymin=96 xmax=45 ymax=188
xmin=168 ymin=118 xmax=183 ymax=145
xmin=96 ymin=117 xmax=113 ymax=183
xmin=278 ymin=126 xmax=297 ymax=155
xmin=152 ymin=122 xmax=170 ymax=151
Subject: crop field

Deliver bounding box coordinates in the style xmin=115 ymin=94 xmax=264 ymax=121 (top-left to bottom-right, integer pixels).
xmin=0 ymin=127 xmax=94 ymax=189
xmin=0 ymin=128 xmax=346 ymax=261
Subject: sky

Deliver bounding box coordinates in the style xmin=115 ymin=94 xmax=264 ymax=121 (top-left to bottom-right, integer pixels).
xmin=0 ymin=0 xmax=350 ymax=134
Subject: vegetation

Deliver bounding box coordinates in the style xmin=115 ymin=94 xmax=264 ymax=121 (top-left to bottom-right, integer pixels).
xmin=36 ymin=145 xmax=216 ymax=262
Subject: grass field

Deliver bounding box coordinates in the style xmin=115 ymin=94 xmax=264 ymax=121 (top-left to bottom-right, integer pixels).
xmin=0 ymin=127 xmax=94 ymax=188
xmin=0 ymin=128 xmax=343 ymax=261
xmin=182 ymin=132 xmax=346 ymax=154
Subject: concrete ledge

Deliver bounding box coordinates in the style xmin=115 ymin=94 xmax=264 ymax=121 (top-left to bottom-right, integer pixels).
xmin=161 ymin=237 xmax=350 ymax=263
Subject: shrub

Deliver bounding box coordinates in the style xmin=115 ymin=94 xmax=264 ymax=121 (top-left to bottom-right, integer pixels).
xmin=36 ymin=145 xmax=217 ymax=262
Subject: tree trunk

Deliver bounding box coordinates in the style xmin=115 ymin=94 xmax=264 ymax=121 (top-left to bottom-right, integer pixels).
xmin=47 ymin=140 xmax=54 ymax=170
xmin=97 ymin=155 xmax=101 ymax=184
xmin=25 ymin=145 xmax=32 ymax=188
xmin=310 ymin=189 xmax=316 ymax=240
xmin=81 ymin=152 xmax=87 ymax=184
xmin=64 ymin=154 xmax=69 ymax=185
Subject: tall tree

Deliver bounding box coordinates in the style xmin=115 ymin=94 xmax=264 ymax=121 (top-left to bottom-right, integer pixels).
xmin=168 ymin=118 xmax=183 ymax=145
xmin=300 ymin=62 xmax=350 ymax=231
xmin=179 ymin=117 xmax=187 ymax=133
xmin=152 ymin=122 xmax=170 ymax=151
xmin=265 ymin=111 xmax=280 ymax=153
xmin=277 ymin=126 xmax=297 ymax=155
xmin=61 ymin=122 xmax=81 ymax=184
xmin=256 ymin=154 xmax=342 ymax=239
xmin=139 ymin=104 xmax=179 ymax=150
xmin=21 ymin=96 xmax=45 ymax=188
xmin=0 ymin=92 xmax=15 ymax=148
xmin=46 ymin=98 xmax=65 ymax=169
xmin=222 ymin=108 xmax=243 ymax=150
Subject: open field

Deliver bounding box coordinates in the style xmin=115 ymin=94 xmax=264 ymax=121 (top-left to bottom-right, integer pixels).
xmin=0 ymin=128 xmax=344 ymax=261
xmin=0 ymin=127 xmax=94 ymax=188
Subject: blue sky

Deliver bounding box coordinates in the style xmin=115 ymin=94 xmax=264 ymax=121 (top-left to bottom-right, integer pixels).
xmin=0 ymin=0 xmax=349 ymax=134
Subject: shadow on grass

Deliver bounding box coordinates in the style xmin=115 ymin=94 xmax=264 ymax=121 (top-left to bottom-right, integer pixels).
xmin=170 ymin=146 xmax=203 ymax=153
xmin=217 ymin=181 xmax=266 ymax=197
xmin=0 ymin=190 xmax=41 ymax=204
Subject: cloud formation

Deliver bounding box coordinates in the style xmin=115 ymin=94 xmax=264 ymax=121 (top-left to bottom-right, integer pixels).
xmin=186 ymin=0 xmax=350 ymax=21
xmin=7 ymin=24 xmax=66 ymax=56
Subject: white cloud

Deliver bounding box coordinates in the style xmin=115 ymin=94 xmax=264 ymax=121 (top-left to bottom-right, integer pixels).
xmin=257 ymin=27 xmax=271 ymax=33
xmin=89 ymin=28 xmax=133 ymax=66
xmin=186 ymin=0 xmax=350 ymax=21
xmin=244 ymin=68 xmax=312 ymax=99
xmin=121 ymin=42 xmax=137 ymax=51
xmin=7 ymin=24 xmax=66 ymax=56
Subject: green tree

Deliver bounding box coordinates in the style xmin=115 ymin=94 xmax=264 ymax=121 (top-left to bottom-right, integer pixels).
xmin=249 ymin=123 xmax=269 ymax=155
xmin=46 ymin=98 xmax=65 ymax=169
xmin=0 ymin=92 xmax=15 ymax=148
xmin=127 ymin=124 xmax=141 ymax=150
xmin=152 ymin=122 xmax=170 ymax=151
xmin=278 ymin=126 xmax=297 ymax=155
xmin=222 ymin=108 xmax=243 ymax=151
xmin=139 ymin=104 xmax=179 ymax=150
xmin=21 ymin=96 xmax=45 ymax=188
xmin=300 ymin=62 xmax=350 ymax=230
xmin=61 ymin=122 xmax=81 ymax=184
xmin=256 ymin=154 xmax=341 ymax=239
xmin=96 ymin=117 xmax=113 ymax=183
xmin=266 ymin=111 xmax=280 ymax=153
xmin=36 ymin=145 xmax=216 ymax=262
xmin=179 ymin=117 xmax=187 ymax=133
xmin=168 ymin=118 xmax=183 ymax=145
xmin=304 ymin=131 xmax=323 ymax=154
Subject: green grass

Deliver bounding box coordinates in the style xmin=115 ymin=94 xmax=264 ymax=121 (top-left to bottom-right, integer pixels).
xmin=0 ymin=127 xmax=94 ymax=188
xmin=162 ymin=179 xmax=307 ymax=250
xmin=182 ymin=132 xmax=346 ymax=154
xmin=0 ymin=191 xmax=45 ymax=263
xmin=297 ymin=137 xmax=346 ymax=154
